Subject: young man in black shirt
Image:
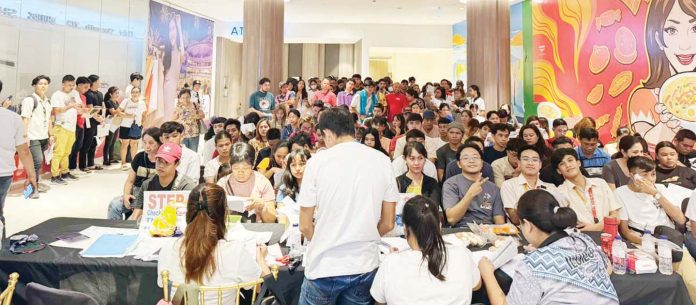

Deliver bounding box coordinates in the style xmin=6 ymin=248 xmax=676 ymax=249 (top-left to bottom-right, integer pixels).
xmin=436 ymin=123 xmax=465 ymax=181
xmin=483 ymin=123 xmax=511 ymax=164
xmin=81 ymin=75 xmax=104 ymax=171
xmin=673 ymin=129 xmax=696 ymax=169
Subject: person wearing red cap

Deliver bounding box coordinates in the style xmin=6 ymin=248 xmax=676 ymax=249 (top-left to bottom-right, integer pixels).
xmin=130 ymin=143 xmax=197 ymax=220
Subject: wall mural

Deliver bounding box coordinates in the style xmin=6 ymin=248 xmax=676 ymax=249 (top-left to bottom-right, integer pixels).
xmin=533 ymin=0 xmax=696 ymax=147
xmin=452 ymin=20 xmax=467 ymax=84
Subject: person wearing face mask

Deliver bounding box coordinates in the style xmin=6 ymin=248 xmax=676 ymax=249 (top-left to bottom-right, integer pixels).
xmin=479 ymin=190 xmax=619 ymax=305
xmin=602 ymin=135 xmax=645 ymax=190
xmin=616 ymin=156 xmax=686 ymax=245
xmin=655 ymin=141 xmax=696 ymax=189
xmin=21 ymin=75 xmax=53 ymax=194
xmin=310 ymin=77 xmax=337 ymax=107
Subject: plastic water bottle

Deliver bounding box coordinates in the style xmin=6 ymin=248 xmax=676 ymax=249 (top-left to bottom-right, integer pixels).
xmin=612 ymin=235 xmax=626 ymax=275
xmin=642 ymin=230 xmax=655 ymax=254
xmin=287 ymin=224 xmax=302 ymax=258
xmin=658 ymin=235 xmax=673 ymax=275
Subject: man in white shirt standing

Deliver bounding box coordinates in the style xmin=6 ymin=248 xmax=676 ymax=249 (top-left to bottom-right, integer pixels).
xmin=21 ymin=75 xmax=53 ymax=196
xmin=160 ymin=121 xmax=201 ymax=182
xmin=0 ymin=80 xmax=37 ymax=226
xmin=49 ymin=75 xmax=81 ymax=184
xmin=125 ymin=72 xmax=143 ymax=99
xmin=298 ymin=107 xmax=398 ymax=305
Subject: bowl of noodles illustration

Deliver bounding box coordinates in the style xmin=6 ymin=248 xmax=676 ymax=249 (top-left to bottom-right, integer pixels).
xmin=659 ymin=72 xmax=696 ymax=130
xmin=536 ymin=101 xmax=562 ymax=121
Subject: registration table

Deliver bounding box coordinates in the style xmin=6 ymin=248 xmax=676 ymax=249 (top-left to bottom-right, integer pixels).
xmin=0 ymin=218 xmax=691 ymax=305
xmin=0 ymin=218 xmax=285 ymax=305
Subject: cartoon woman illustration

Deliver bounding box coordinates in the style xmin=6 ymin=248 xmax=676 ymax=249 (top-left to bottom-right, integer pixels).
xmin=628 ymin=0 xmax=696 ymax=147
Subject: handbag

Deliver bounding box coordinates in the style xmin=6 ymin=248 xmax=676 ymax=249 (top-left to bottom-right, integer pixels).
xmin=129 ymin=122 xmax=142 ymax=138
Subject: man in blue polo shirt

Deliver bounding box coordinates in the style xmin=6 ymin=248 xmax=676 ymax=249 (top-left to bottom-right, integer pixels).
xmin=575 ymin=127 xmax=610 ymax=178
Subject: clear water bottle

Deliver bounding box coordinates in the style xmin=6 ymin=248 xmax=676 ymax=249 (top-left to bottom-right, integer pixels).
xmin=287 ymin=224 xmax=302 ymax=258
xmin=642 ymin=230 xmax=655 ymax=254
xmin=612 ymin=235 xmax=626 ymax=275
xmin=658 ymin=235 xmax=673 ymax=275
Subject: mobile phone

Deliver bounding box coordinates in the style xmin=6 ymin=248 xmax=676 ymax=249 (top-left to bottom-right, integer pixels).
xmin=23 ymin=184 xmax=33 ymax=199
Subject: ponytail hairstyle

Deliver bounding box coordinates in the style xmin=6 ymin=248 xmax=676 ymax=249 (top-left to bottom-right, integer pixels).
xmin=517 ymin=189 xmax=577 ymax=234
xmin=182 ymin=183 xmax=228 ymax=284
xmin=104 ymin=86 xmax=119 ymax=102
xmin=402 ymin=196 xmax=448 ymax=281
xmin=281 ymin=148 xmax=312 ymax=200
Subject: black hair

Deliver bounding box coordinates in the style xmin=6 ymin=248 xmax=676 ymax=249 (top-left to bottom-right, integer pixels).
xmin=552 ymin=136 xmax=574 ymax=148
xmin=497 ymin=109 xmax=509 ymax=118
xmin=456 ymin=143 xmax=483 ymax=159
xmin=616 ymin=135 xmax=644 ymax=158
xmin=439 ymin=103 xmax=450 ymax=111
xmin=490 ymin=123 xmax=511 ymax=136
xmin=479 ymin=120 xmax=493 ymax=129
xmin=405 ymin=129 xmax=426 ymax=141
xmin=675 ymin=129 xmax=696 ymax=142
xmin=505 ymin=138 xmax=523 ymax=153
xmin=468 ymin=85 xmax=481 ymax=100
xmin=178 ymin=88 xmax=191 ymax=98
xmin=230 ymin=142 xmax=256 ymax=166
xmin=130 ymin=72 xmax=143 ymax=82
xmin=517 ymin=144 xmax=541 ymax=159
xmin=87 ymin=74 xmax=99 ymax=83
xmin=437 ymin=117 xmax=451 ymax=125
xmin=363 ymin=79 xmax=375 ymax=87
xmin=465 ymin=136 xmax=484 ymax=147
xmin=373 ymin=116 xmax=388 ymax=126
xmin=578 ymin=127 xmax=599 ymax=141
xmin=269 ymin=140 xmax=290 ymax=168
xmin=440 ymin=79 xmax=452 ymax=88
xmin=259 ymin=77 xmax=271 ymax=85
xmin=361 ymin=128 xmax=388 ymax=156
xmin=244 ymin=112 xmax=261 ymax=127
xmin=0 ymin=80 xmax=2 ymax=93
xmin=352 ymin=73 xmax=362 ymax=79
xmin=655 ymin=141 xmax=677 ymax=155
xmin=402 ymin=195 xmax=447 ymax=281
xmin=214 ymin=130 xmax=233 ymax=146
xmin=486 ymin=110 xmax=500 ymax=119
xmin=393 ymin=114 xmax=406 ymax=135
xmin=406 ymin=113 xmax=423 ymax=123
xmin=62 ymin=75 xmax=75 ymax=83
xmin=204 ymin=117 xmax=228 ymax=141
xmin=288 ymin=132 xmax=314 ymax=150
xmin=104 ymin=86 xmax=119 ymax=102
xmin=403 ymin=141 xmax=428 ymax=160
xmin=288 ymin=109 xmax=301 ymax=118
xmin=518 ymin=124 xmax=550 ymax=158
xmin=143 ymin=127 xmax=163 ymax=145
xmin=552 ymin=118 xmax=568 ymax=128
xmin=525 ymin=115 xmax=540 ymax=125
xmin=408 ymin=76 xmax=416 ymax=82
xmin=316 ymin=107 xmax=354 ymax=138
xmin=551 ymin=148 xmax=579 ymax=170
xmin=374 ymin=104 xmax=385 ymax=112
xmin=281 ymin=148 xmax=312 ymax=200
xmin=224 ymin=118 xmax=241 ymax=132
xmin=627 ymin=155 xmax=656 ymax=173
xmin=433 ymin=87 xmax=445 ymax=99
xmin=518 ymin=190 xmax=577 ymax=233
xmin=267 ymin=128 xmax=281 ymax=141
xmin=406 ymin=88 xmax=418 ymax=97
xmin=32 ymin=75 xmax=51 ymax=86
xmin=161 ymin=121 xmax=185 ymax=134
xmin=76 ymin=76 xmax=91 ymax=86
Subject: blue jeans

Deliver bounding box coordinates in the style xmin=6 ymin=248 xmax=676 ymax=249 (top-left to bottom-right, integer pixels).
xmin=29 ymin=139 xmax=48 ymax=183
xmin=106 ymin=186 xmax=139 ymax=220
xmin=182 ymin=137 xmax=199 ymax=152
xmin=299 ymin=270 xmax=376 ymax=305
xmin=685 ymin=232 xmax=696 ymax=260
xmin=0 ymin=176 xmax=11 ymax=225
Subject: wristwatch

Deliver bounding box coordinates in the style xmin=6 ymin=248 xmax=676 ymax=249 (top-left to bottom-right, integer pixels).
xmin=653 ymin=192 xmax=662 ymax=200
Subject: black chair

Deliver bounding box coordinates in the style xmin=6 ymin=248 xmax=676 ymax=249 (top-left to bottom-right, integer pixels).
xmin=25 ymin=282 xmax=98 ymax=305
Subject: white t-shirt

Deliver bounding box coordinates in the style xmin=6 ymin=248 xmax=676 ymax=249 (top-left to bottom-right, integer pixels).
xmin=50 ymin=90 xmax=78 ymax=132
xmin=470 ymin=97 xmax=486 ymax=111
xmin=0 ymin=108 xmax=26 ymax=177
xmin=370 ymin=243 xmax=480 ymax=305
xmin=200 ymin=138 xmax=216 ymax=164
xmin=616 ymin=184 xmax=675 ymax=232
xmin=204 ymin=157 xmax=222 ymax=182
xmin=298 ymin=141 xmax=399 ymax=279
xmin=179 ymin=146 xmax=201 ymax=182
xmin=20 ymin=93 xmax=52 ymax=140
xmin=157 ymin=237 xmax=261 ymax=305
xmin=391 ymin=157 xmax=438 ymax=182
xmin=119 ymin=98 xmax=146 ymax=127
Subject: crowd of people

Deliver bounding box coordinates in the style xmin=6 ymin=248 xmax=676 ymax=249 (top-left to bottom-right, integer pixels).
xmin=2 ymin=72 xmax=696 ymax=305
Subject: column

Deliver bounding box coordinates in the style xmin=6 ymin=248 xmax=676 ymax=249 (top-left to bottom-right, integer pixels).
xmin=241 ymin=0 xmax=284 ymax=114
xmin=467 ymin=0 xmax=511 ymax=110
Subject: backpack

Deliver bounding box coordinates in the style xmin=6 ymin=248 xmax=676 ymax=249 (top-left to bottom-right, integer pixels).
xmin=11 ymin=95 xmax=40 ymax=116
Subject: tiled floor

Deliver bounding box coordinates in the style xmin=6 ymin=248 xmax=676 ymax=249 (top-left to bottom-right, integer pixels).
xmin=4 ymin=166 xmax=128 ymax=235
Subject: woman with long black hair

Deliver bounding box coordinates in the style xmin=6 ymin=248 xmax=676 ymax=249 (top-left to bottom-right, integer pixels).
xmin=370 ymin=195 xmax=481 ymax=305
xmin=518 ymin=124 xmax=552 ymax=162
xmin=102 ymin=86 xmax=123 ymax=166
xmin=479 ymin=190 xmax=618 ymax=305
xmin=361 ymin=128 xmax=388 ymax=156
xmin=277 ymin=148 xmax=312 ymax=202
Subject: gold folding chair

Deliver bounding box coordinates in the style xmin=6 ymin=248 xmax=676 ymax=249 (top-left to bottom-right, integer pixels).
xmin=161 ymin=266 xmax=279 ymax=305
xmin=0 ymin=273 xmax=19 ymax=305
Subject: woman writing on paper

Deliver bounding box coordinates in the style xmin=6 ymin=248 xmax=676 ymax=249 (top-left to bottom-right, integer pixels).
xmin=217 ymin=142 xmax=277 ymax=223
xmin=158 ymin=183 xmax=270 ymax=305
xmin=478 ymin=190 xmax=619 ymax=305
xmin=370 ymin=195 xmax=481 ymax=305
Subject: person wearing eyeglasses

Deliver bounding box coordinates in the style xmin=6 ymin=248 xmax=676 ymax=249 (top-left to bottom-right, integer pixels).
xmin=442 ymin=144 xmax=505 ymax=228
xmin=217 ymin=142 xmax=277 ymax=223
xmin=157 ymin=183 xmax=270 ymax=305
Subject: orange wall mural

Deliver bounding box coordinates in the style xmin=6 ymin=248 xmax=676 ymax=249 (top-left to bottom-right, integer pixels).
xmin=533 ymin=0 xmax=696 ymax=148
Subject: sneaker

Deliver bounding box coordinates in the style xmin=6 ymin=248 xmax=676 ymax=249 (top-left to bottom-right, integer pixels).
xmin=62 ymin=173 xmax=79 ymax=180
xmin=37 ymin=183 xmax=49 ymax=193
xmin=50 ymin=176 xmax=67 ymax=185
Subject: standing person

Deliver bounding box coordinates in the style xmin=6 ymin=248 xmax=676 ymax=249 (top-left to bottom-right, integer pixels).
xmin=349 ymin=79 xmax=378 ymax=120
xmin=336 ymin=79 xmax=355 ymax=108
xmin=190 ymin=80 xmax=201 ymax=104
xmin=102 ymin=86 xmax=122 ymax=167
xmin=125 ymin=72 xmax=143 ymax=98
xmin=50 ymin=75 xmax=80 ymax=184
xmin=479 ymin=190 xmax=619 ymax=305
xmin=436 ymin=123 xmax=465 ymax=182
xmin=298 ymin=107 xmax=399 ymax=305
xmin=467 ymin=85 xmax=485 ymax=113
xmin=84 ymin=74 xmax=105 ymax=170
xmin=173 ymin=89 xmax=204 ymax=152
xmin=248 ymin=78 xmax=275 ymax=118
xmin=312 ymin=77 xmax=338 ymax=107
xmin=21 ymin=75 xmax=53 ymax=193
xmin=385 ymin=82 xmax=407 ymax=122
xmin=118 ymin=87 xmax=147 ymax=170
xmin=1 ymin=80 xmax=38 ymax=207
xmin=69 ymin=77 xmax=91 ymax=175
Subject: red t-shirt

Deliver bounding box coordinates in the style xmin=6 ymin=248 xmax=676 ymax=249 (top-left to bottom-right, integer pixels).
xmin=386 ymin=92 xmax=407 ymax=121
xmin=76 ymin=94 xmax=86 ymax=128
xmin=312 ymin=90 xmax=337 ymax=107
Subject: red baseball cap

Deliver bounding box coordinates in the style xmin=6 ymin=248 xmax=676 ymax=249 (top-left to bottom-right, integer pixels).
xmin=156 ymin=143 xmax=182 ymax=164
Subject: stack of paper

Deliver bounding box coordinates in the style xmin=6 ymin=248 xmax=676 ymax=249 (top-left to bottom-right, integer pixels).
xmin=225 ymin=223 xmax=273 ymax=245
xmin=80 ymin=234 xmax=139 ymax=258
xmin=50 ymin=226 xmax=139 ymax=250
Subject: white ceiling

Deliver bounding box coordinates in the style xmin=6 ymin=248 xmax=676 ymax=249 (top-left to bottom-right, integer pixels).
xmin=162 ymin=0 xmax=514 ymax=25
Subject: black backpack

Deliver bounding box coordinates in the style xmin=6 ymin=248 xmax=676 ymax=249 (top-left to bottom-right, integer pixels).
xmin=10 ymin=95 xmax=40 ymax=116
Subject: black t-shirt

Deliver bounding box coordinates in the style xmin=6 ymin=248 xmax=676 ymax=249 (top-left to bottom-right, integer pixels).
xmin=436 ymin=144 xmax=460 ymax=170
xmin=104 ymin=99 xmax=117 ymax=117
xmin=131 ymin=151 xmax=156 ymax=188
xmin=656 ymin=166 xmax=696 ymax=190
xmin=679 ymin=153 xmax=695 ymax=169
xmin=483 ymin=146 xmax=507 ymax=165
xmin=147 ymin=174 xmax=176 ymax=191
xmin=84 ymin=90 xmax=101 ymax=130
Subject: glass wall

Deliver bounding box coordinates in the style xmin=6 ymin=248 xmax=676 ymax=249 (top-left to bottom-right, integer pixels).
xmin=0 ymin=0 xmax=147 ymax=101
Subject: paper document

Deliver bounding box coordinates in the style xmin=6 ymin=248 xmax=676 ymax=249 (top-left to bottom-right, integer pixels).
xmin=378 ymin=237 xmax=411 ymax=254
xmin=81 ymin=234 xmax=139 ymax=258
xmin=130 ymin=236 xmax=175 ymax=261
xmin=225 ymin=223 xmax=273 ymax=245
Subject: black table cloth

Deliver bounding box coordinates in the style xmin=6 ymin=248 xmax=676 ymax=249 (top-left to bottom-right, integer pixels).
xmin=0 ymin=217 xmax=285 ymax=305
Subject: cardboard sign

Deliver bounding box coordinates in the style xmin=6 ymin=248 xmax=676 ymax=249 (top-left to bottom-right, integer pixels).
xmin=139 ymin=191 xmax=191 ymax=236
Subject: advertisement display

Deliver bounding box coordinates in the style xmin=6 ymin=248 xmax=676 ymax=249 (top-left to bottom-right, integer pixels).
xmin=144 ymin=1 xmax=214 ymax=127
xmin=533 ymin=0 xmax=696 ymax=146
